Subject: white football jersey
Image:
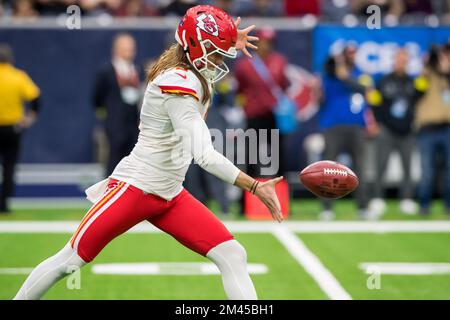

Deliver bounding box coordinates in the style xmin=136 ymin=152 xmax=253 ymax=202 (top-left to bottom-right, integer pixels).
xmin=86 ymin=67 xmax=240 ymax=202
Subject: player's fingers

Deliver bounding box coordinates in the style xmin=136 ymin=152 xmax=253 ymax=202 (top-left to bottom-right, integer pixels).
xmin=272 ymin=209 xmax=283 ymax=223
xmin=273 ymin=195 xmax=281 ymax=213
xmin=269 ymin=205 xmax=280 ymax=222
xmin=243 ymin=24 xmax=256 ymax=34
xmin=269 ymin=196 xmax=281 ymax=215
xmin=243 ymin=47 xmax=252 ymax=58
xmin=275 ymin=212 xmax=283 ymax=223
xmin=246 ymin=42 xmax=258 ymax=50
xmin=234 ymin=16 xmax=241 ymax=27
xmin=247 ymin=36 xmax=259 ymax=42
xmin=271 ymin=176 xmax=284 ymax=185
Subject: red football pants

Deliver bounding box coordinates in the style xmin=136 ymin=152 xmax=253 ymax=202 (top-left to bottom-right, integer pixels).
xmin=70 ymin=179 xmax=234 ymax=262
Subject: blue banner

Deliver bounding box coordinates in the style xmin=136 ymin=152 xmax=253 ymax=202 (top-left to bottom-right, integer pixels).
xmin=313 ymin=25 xmax=450 ymax=76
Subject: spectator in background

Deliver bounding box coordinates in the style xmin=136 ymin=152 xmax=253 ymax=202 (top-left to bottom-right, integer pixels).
xmin=369 ymin=49 xmax=425 ymax=216
xmin=234 ymin=26 xmax=289 ymax=178
xmin=35 ymin=0 xmax=78 ymax=15
xmin=114 ymin=0 xmax=158 ymax=16
xmin=0 ymin=44 xmax=41 ymax=213
xmin=92 ymin=33 xmax=141 ymax=176
xmin=12 ymin=0 xmax=38 ymax=18
xmin=236 ymin=0 xmax=282 ymax=17
xmin=321 ymin=0 xmax=353 ymax=22
xmin=319 ymin=45 xmax=375 ymax=220
xmin=160 ymin=0 xmax=198 ymax=16
xmin=211 ymin=0 xmax=236 ymax=16
xmin=414 ymin=44 xmax=450 ymax=215
xmin=351 ymin=0 xmax=404 ymax=22
xmin=284 ymin=0 xmax=319 ymax=16
xmin=79 ymin=0 xmax=122 ymax=16
xmin=404 ymin=0 xmax=433 ymax=15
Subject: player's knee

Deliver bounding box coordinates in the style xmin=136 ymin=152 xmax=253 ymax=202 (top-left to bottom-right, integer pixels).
xmin=208 ymin=240 xmax=247 ymax=267
xmin=52 ymin=243 xmax=87 ymax=276
xmin=226 ymin=241 xmax=247 ymax=265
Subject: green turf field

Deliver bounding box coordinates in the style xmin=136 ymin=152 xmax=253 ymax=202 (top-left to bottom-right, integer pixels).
xmin=1 ymin=199 xmax=450 ymax=300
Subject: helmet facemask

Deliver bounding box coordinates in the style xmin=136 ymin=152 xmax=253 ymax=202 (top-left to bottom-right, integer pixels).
xmin=195 ymin=54 xmax=228 ymax=84
xmin=191 ymin=31 xmax=237 ymax=83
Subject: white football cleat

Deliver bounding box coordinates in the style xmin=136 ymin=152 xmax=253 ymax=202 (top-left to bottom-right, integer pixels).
xmin=358 ymin=208 xmax=383 ymax=221
xmin=368 ymin=198 xmax=387 ymax=217
xmin=399 ymin=199 xmax=418 ymax=215
xmin=319 ymin=210 xmax=336 ymax=221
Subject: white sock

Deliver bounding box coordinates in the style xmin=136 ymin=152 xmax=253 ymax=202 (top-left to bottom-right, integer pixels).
xmin=206 ymin=240 xmax=257 ymax=300
xmin=14 ymin=243 xmax=86 ymax=300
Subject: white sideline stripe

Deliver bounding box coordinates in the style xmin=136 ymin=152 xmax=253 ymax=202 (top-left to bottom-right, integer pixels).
xmin=10 ymin=198 xmax=90 ymax=209
xmin=360 ymin=263 xmax=450 ymax=275
xmin=287 ymin=221 xmax=450 ymax=233
xmin=0 ymin=268 xmax=33 ymax=275
xmin=2 ymin=221 xmax=450 ymax=233
xmin=91 ymin=262 xmax=268 ymax=276
xmin=272 ymin=226 xmax=352 ymax=300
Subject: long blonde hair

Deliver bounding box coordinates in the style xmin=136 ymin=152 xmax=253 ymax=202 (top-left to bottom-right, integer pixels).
xmin=147 ymin=43 xmax=211 ymax=104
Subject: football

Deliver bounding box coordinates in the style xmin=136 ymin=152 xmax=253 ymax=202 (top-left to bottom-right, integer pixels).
xmin=299 ymin=160 xmax=359 ymax=199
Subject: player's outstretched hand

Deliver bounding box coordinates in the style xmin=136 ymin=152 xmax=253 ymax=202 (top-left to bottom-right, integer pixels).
xmin=255 ymin=177 xmax=284 ymax=223
xmin=234 ymin=16 xmax=259 ymax=58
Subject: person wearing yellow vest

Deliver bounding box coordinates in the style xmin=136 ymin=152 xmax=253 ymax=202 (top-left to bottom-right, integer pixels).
xmin=414 ymin=44 xmax=450 ymax=216
xmin=0 ymin=43 xmax=40 ymax=213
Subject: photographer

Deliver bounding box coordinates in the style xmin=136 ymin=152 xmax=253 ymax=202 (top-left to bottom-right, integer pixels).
xmin=369 ymin=49 xmax=425 ymax=216
xmin=414 ymin=44 xmax=450 ymax=215
xmin=318 ymin=45 xmax=376 ymax=220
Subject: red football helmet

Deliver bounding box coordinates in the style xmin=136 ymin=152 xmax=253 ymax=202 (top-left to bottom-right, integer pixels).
xmin=175 ymin=5 xmax=237 ymax=83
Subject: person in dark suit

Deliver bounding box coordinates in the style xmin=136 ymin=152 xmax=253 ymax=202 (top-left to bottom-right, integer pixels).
xmin=93 ymin=33 xmax=141 ymax=176
xmin=0 ymin=43 xmax=40 ymax=213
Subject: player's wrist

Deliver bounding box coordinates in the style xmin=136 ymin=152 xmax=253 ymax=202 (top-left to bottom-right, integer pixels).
xmin=250 ymin=180 xmax=260 ymax=195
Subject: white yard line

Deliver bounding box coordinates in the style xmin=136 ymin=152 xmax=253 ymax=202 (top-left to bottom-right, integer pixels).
xmin=0 ymin=263 xmax=268 ymax=276
xmin=286 ymin=221 xmax=450 ymax=233
xmin=272 ymin=225 xmax=352 ymax=300
xmin=0 ymin=268 xmax=33 ymax=275
xmin=359 ymin=263 xmax=450 ymax=275
xmin=2 ymin=221 xmax=450 ymax=233
xmin=91 ymin=262 xmax=268 ymax=276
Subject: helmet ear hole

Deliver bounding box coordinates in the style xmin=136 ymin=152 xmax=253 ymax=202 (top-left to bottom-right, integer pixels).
xmin=189 ymin=37 xmax=197 ymax=47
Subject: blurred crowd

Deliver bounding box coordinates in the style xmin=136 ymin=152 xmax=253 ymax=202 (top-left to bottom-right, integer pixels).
xmin=317 ymin=41 xmax=450 ymax=219
xmin=0 ymin=0 xmax=450 ymax=22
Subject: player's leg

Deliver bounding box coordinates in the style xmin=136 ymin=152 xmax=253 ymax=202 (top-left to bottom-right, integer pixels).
xmin=14 ymin=180 xmax=151 ymax=300
xmin=397 ymin=133 xmax=415 ymax=199
xmin=321 ymin=126 xmax=343 ymax=218
xmin=373 ymin=126 xmax=393 ymax=199
xmin=206 ymin=239 xmax=257 ymax=300
xmin=0 ymin=126 xmax=20 ymax=212
xmin=442 ymin=126 xmax=450 ymax=213
xmin=14 ymin=242 xmax=86 ymax=300
xmin=148 ymin=189 xmax=257 ymax=300
xmin=348 ymin=126 xmax=370 ymax=212
xmin=417 ymin=131 xmax=436 ymax=214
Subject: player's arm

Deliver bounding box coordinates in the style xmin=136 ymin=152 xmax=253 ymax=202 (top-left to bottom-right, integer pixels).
xmin=19 ymin=71 xmax=41 ymax=128
xmin=166 ymin=96 xmax=283 ymax=222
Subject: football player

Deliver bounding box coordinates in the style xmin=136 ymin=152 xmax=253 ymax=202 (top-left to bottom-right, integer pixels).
xmin=14 ymin=5 xmax=283 ymax=300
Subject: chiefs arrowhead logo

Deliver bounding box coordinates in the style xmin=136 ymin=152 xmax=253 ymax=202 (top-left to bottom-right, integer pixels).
xmin=196 ymin=13 xmax=219 ymax=37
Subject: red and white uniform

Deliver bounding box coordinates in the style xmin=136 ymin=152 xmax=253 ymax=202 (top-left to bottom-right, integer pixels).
xmin=70 ymin=67 xmax=240 ymax=262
